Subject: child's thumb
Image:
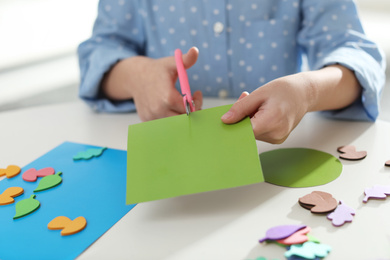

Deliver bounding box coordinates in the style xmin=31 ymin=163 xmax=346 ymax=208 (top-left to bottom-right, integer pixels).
xmin=182 ymin=47 xmax=199 ymax=69
xmin=221 ymin=92 xmax=254 ymax=124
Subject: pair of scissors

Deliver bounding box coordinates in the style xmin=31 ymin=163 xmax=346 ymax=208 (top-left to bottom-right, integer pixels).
xmin=175 ymin=49 xmax=195 ymax=116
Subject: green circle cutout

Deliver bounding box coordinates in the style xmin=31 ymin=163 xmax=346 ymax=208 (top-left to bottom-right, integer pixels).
xmin=260 ymin=148 xmax=342 ymax=188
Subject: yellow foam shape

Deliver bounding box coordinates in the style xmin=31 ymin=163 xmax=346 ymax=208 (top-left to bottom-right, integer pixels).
xmin=48 ymin=216 xmax=87 ymax=236
xmin=0 ymin=187 xmax=24 ymax=205
xmin=0 ymin=165 xmax=21 ymax=178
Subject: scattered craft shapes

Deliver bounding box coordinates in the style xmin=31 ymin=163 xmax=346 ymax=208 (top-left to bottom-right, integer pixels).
xmin=48 ymin=216 xmax=87 ymax=236
xmin=13 ymin=194 xmax=40 ymax=219
xmin=22 ymin=167 xmax=55 ymax=182
xmin=327 ymin=200 xmax=355 ymax=227
xmin=259 ymin=224 xmax=306 ymax=243
xmin=0 ymin=165 xmax=21 ymax=178
xmin=299 ymin=191 xmax=338 ymax=214
xmin=277 ymin=226 xmax=311 ymax=245
xmin=337 ymin=145 xmax=367 ymax=161
xmin=73 ymin=147 xmax=107 ymax=160
xmin=34 ymin=172 xmax=63 ymax=192
xmin=285 ymin=241 xmax=332 ymax=259
xmin=363 ymin=185 xmax=390 ymax=203
xmin=0 ymin=187 xmax=24 ymax=205
xmin=385 ymin=160 xmax=390 ymax=167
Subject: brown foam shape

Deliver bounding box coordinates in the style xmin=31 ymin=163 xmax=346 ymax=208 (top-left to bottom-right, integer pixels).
xmin=337 ymin=145 xmax=367 ymax=161
xmin=299 ymin=191 xmax=338 ymax=214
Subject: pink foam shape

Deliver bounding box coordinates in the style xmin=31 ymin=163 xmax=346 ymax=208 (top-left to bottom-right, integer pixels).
xmin=22 ymin=167 xmax=55 ymax=182
xmin=259 ymin=224 xmax=306 ymax=243
xmin=277 ymin=226 xmax=311 ymax=245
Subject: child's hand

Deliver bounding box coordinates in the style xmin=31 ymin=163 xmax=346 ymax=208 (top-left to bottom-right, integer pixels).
xmin=102 ymin=47 xmax=202 ymax=121
xmin=221 ymin=74 xmax=312 ymax=144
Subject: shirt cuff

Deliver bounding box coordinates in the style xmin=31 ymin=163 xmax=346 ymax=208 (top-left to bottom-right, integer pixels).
xmin=314 ymin=46 xmax=386 ymax=121
xmin=78 ymin=46 xmax=137 ymax=113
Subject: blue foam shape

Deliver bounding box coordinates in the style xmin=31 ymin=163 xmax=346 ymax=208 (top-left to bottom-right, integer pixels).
xmin=0 ymin=142 xmax=136 ymax=260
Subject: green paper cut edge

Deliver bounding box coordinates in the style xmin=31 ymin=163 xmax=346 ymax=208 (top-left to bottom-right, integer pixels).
xmin=13 ymin=194 xmax=40 ymax=219
xmin=73 ymin=147 xmax=107 ymax=161
xmin=34 ymin=172 xmax=63 ymax=192
xmin=261 ymin=148 xmax=342 ymax=188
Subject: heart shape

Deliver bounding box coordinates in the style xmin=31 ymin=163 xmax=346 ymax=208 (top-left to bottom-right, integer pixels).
xmin=48 ymin=216 xmax=87 ymax=236
xmin=277 ymin=226 xmax=311 ymax=245
xmin=0 ymin=165 xmax=21 ymax=178
xmin=0 ymin=187 xmax=24 ymax=205
xmin=337 ymin=145 xmax=367 ymax=160
xmin=22 ymin=167 xmax=55 ymax=182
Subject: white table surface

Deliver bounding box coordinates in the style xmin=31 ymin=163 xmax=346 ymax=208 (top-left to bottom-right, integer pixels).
xmin=1 ymin=99 xmax=390 ymax=260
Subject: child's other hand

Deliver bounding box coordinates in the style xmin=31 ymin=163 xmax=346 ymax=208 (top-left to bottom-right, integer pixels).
xmin=221 ymin=74 xmax=311 ymax=144
xmin=103 ymin=47 xmax=202 ymax=121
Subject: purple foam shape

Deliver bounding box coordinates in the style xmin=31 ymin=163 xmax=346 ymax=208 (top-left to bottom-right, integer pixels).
xmin=259 ymin=224 xmax=306 ymax=243
xmin=327 ymin=200 xmax=355 ymax=227
xmin=363 ymin=185 xmax=390 ymax=203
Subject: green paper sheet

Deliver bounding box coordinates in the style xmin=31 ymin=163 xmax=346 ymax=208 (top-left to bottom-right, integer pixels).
xmin=126 ymin=105 xmax=263 ymax=204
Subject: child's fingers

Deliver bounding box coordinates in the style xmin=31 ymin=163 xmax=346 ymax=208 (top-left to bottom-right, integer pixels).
xmin=193 ymin=90 xmax=203 ymax=111
xmin=221 ymin=91 xmax=263 ymax=124
xmin=166 ymin=89 xmax=187 ymax=114
xmin=237 ymin=91 xmax=249 ymax=101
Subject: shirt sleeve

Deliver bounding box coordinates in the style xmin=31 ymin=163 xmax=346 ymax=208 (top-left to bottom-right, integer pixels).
xmin=77 ymin=0 xmax=144 ymax=113
xmin=297 ymin=0 xmax=386 ymax=121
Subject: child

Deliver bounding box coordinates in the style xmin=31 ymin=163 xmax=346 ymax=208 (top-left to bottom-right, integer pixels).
xmin=78 ymin=0 xmax=385 ymax=143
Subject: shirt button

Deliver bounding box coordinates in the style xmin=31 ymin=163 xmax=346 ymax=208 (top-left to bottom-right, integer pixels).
xmin=213 ymin=22 xmax=224 ymax=34
xmin=218 ymin=89 xmax=229 ymax=99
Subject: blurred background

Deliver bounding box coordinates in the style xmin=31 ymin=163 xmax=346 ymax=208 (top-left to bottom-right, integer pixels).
xmin=0 ymin=0 xmax=389 ymax=120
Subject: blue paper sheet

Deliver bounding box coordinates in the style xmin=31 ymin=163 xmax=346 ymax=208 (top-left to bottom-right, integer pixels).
xmin=0 ymin=142 xmax=136 ymax=260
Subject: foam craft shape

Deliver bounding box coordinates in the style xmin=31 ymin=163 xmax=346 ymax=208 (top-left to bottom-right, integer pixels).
xmin=327 ymin=200 xmax=355 ymax=227
xmin=127 ymin=105 xmax=263 ymax=204
xmin=34 ymin=171 xmax=63 ymax=192
xmin=385 ymin=160 xmax=390 ymax=167
xmin=306 ymin=234 xmax=320 ymax=244
xmin=0 ymin=187 xmax=24 ymax=205
xmin=0 ymin=165 xmax=21 ymax=178
xmin=299 ymin=191 xmax=338 ymax=213
xmin=285 ymin=241 xmax=331 ymax=259
xmin=259 ymin=225 xmax=306 ymax=243
xmin=277 ymin=226 xmax=311 ymax=245
xmin=48 ymin=216 xmax=87 ymax=236
xmin=22 ymin=167 xmax=55 ymax=182
xmin=363 ymin=185 xmax=390 ymax=203
xmin=337 ymin=145 xmax=367 ymax=160
xmin=0 ymin=142 xmax=136 ymax=260
xmin=260 ymin=148 xmax=342 ymax=188
xmin=13 ymin=194 xmax=40 ymax=219
xmin=73 ymin=147 xmax=107 ymax=160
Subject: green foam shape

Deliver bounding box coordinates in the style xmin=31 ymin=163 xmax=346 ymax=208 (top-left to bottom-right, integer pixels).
xmin=260 ymin=148 xmax=342 ymax=187
xmin=285 ymin=241 xmax=332 ymax=258
xmin=13 ymin=194 xmax=40 ymax=219
xmin=34 ymin=172 xmax=63 ymax=192
xmin=73 ymin=147 xmax=107 ymax=160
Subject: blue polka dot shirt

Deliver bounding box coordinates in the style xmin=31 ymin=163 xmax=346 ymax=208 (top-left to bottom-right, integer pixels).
xmin=78 ymin=0 xmax=386 ymax=121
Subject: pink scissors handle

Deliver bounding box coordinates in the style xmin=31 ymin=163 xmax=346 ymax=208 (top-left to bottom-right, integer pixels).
xmin=175 ymin=49 xmax=195 ymax=114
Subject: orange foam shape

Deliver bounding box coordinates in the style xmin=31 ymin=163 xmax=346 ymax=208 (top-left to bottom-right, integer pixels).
xmin=48 ymin=216 xmax=87 ymax=236
xmin=0 ymin=187 xmax=24 ymax=205
xmin=0 ymin=165 xmax=21 ymax=178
